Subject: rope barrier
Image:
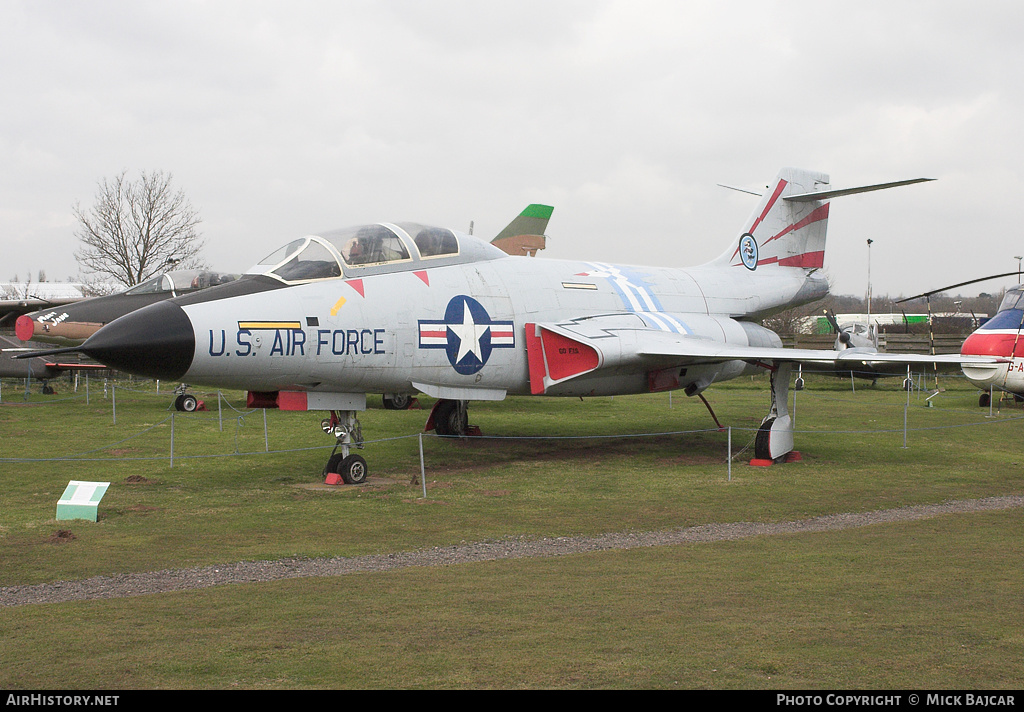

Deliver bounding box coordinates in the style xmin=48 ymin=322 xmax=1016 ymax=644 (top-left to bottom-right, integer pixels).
xmin=3 ymin=377 xmax=1023 ymax=467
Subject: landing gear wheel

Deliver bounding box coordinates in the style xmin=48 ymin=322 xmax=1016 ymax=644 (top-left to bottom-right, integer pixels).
xmin=325 ymin=452 xmax=345 ymax=477
xmin=178 ymin=394 xmax=198 ymax=412
xmin=383 ymin=393 xmax=412 ymax=410
xmin=979 ymin=392 xmax=991 ymax=408
xmin=326 ymin=452 xmax=368 ymax=484
xmin=339 ymin=454 xmax=368 ymax=484
xmin=433 ymin=399 xmax=467 ymax=436
xmin=904 ymin=378 xmax=913 ymax=392
xmin=754 ymin=417 xmax=775 ymax=461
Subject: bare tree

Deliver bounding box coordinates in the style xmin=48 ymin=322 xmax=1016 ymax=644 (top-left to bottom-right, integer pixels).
xmin=73 ymin=170 xmax=205 ymax=287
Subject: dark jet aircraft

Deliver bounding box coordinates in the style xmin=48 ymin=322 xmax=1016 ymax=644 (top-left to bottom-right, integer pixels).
xmin=15 ymin=269 xmax=240 ymax=346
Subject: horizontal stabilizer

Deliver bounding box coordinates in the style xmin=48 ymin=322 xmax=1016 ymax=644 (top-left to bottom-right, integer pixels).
xmin=785 ymin=178 xmax=934 ymax=202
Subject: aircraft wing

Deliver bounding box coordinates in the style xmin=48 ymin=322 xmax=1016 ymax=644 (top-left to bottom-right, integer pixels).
xmin=635 ymin=337 xmax=988 ymax=366
xmin=525 ymin=317 xmax=1003 ymax=395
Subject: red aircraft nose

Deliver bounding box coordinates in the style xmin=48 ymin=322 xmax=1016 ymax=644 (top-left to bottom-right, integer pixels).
xmin=962 ymin=331 xmax=1024 ymax=358
xmin=15 ymin=314 xmax=36 ymax=342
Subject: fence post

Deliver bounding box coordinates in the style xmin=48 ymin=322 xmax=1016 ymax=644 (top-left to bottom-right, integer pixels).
xmin=419 ymin=433 xmax=428 ymax=498
xmin=727 ymin=426 xmax=732 ymax=481
xmin=112 ymin=383 xmax=116 ymax=425
xmin=263 ymin=409 xmax=269 ymax=452
xmin=902 ymin=405 xmax=908 ymax=449
xmin=170 ymin=412 xmax=175 ymax=468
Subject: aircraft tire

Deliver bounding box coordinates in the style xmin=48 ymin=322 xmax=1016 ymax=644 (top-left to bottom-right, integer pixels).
xmin=340 ymin=454 xmax=368 ymax=485
xmin=979 ymin=392 xmax=991 ymax=408
xmin=433 ymin=400 xmax=466 ymax=437
xmin=383 ymin=394 xmax=412 ymax=410
xmin=174 ymin=395 xmax=184 ymax=411
xmin=180 ymin=394 xmax=198 ymax=412
xmin=754 ymin=417 xmax=774 ymax=461
xmin=325 ymin=452 xmax=345 ymax=476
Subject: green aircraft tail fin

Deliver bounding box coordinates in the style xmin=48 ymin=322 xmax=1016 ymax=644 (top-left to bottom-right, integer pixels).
xmin=491 ymin=204 xmax=554 ymax=257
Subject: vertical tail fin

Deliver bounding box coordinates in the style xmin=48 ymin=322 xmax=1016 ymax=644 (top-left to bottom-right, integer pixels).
xmin=715 ymin=168 xmax=832 ymax=271
xmin=491 ymin=204 xmax=553 ymax=257
xmin=713 ymin=168 xmax=934 ymax=272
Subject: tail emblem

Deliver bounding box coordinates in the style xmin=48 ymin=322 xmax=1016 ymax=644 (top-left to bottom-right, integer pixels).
xmin=739 ymin=234 xmax=758 ymax=271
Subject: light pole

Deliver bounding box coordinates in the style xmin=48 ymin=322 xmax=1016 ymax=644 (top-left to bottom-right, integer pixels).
xmin=866 ymin=239 xmax=874 ymax=330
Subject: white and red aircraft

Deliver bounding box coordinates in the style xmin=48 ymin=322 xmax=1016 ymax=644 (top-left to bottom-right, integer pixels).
xmin=898 ymin=274 xmax=1024 ymax=406
xmin=25 ymin=168 xmax=1003 ymax=482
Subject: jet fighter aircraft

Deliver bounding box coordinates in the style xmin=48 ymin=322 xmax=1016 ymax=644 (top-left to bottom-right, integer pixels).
xmin=10 ymin=208 xmax=551 ymax=406
xmin=25 ymin=168 xmax=1003 ymax=482
xmin=5 ymin=269 xmax=239 ymax=401
xmin=14 ymin=269 xmax=241 ymax=346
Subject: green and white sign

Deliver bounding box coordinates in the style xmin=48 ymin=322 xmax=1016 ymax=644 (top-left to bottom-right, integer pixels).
xmin=56 ymin=481 xmax=110 ymax=522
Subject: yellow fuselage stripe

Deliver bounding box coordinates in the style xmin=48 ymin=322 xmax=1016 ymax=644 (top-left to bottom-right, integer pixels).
xmin=238 ymin=321 xmax=303 ymax=330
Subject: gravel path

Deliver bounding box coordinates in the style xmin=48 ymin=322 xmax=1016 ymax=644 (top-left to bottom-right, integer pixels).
xmin=3 ymin=495 xmax=1021 ymax=608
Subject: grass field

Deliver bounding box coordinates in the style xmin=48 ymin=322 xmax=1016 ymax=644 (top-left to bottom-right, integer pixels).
xmin=1 ymin=372 xmax=1023 ymax=689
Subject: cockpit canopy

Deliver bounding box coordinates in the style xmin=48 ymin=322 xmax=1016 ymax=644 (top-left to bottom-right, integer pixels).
xmin=840 ymin=322 xmax=871 ymax=337
xmin=998 ymin=286 xmax=1024 ymax=313
xmin=124 ymin=270 xmax=240 ymax=296
xmin=983 ymin=286 xmax=1024 ymax=330
xmin=248 ymin=223 xmax=504 ymax=284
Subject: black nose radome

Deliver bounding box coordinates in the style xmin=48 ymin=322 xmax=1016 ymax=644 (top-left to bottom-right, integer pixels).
xmin=81 ymin=301 xmax=195 ymax=380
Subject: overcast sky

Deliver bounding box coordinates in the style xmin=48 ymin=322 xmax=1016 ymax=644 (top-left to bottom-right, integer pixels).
xmin=3 ymin=0 xmax=1023 ymax=302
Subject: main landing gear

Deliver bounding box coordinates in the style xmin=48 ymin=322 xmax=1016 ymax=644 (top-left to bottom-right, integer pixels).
xmin=321 ymin=410 xmax=368 ymax=484
xmin=751 ymin=361 xmax=798 ymax=466
xmin=426 ymin=399 xmax=481 ymax=437
xmin=382 ymin=393 xmax=417 ymax=410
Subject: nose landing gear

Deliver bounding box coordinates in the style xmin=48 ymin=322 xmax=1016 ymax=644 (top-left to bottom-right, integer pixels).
xmin=322 ymin=410 xmax=368 ymax=484
xmin=172 ymin=384 xmax=203 ymax=412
